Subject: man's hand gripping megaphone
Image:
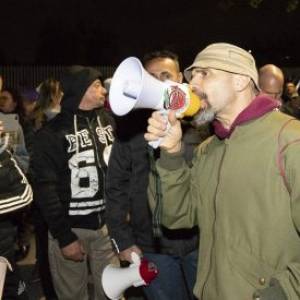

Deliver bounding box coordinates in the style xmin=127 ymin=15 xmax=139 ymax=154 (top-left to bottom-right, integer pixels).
xmin=146 ymin=82 xmax=202 ymax=148
xmin=145 ymin=109 xmax=183 ymax=152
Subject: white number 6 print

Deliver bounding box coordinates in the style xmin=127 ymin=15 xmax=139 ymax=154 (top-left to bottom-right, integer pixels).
xmin=69 ymin=149 xmax=99 ymax=198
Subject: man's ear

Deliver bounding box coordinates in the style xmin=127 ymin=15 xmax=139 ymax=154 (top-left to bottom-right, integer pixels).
xmin=178 ymin=72 xmax=183 ymax=83
xmin=233 ymin=74 xmax=251 ymax=92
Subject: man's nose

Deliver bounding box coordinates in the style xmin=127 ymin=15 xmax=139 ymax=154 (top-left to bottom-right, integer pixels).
xmin=102 ymin=87 xmax=108 ymax=95
xmin=189 ymin=73 xmax=202 ymax=85
xmin=189 ymin=76 xmax=201 ymax=87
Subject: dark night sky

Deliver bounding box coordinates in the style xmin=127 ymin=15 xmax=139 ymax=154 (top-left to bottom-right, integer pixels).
xmin=0 ymin=0 xmax=300 ymax=69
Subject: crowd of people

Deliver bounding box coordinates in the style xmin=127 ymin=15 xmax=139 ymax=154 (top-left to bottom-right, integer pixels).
xmin=0 ymin=42 xmax=300 ymax=300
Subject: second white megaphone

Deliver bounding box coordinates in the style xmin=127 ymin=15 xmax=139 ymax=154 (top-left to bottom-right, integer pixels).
xmin=109 ymin=57 xmax=202 ymax=117
xmin=101 ymin=252 xmax=158 ymax=300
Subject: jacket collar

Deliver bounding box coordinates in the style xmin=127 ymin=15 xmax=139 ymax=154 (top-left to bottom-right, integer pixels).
xmin=213 ymin=95 xmax=280 ymax=139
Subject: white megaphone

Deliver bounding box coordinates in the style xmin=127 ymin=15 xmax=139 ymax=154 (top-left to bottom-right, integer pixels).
xmin=101 ymin=252 xmax=158 ymax=300
xmin=109 ymin=57 xmax=203 ymax=147
xmin=109 ymin=57 xmax=202 ymax=117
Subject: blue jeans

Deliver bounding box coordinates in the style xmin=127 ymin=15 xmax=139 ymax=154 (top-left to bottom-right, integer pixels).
xmin=143 ymin=250 xmax=198 ymax=300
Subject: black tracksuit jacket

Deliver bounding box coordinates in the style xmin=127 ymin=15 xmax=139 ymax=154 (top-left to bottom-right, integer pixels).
xmin=105 ymin=110 xmax=199 ymax=256
xmin=31 ymin=66 xmax=115 ymax=248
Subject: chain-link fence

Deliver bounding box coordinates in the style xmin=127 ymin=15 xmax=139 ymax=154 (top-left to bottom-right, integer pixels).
xmin=0 ymin=65 xmax=116 ymax=90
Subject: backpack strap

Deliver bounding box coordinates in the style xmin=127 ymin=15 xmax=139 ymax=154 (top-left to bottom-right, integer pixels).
xmin=277 ymin=118 xmax=300 ymax=195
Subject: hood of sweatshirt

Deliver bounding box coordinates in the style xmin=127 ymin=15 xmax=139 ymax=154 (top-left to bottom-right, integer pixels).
xmin=60 ymin=65 xmax=103 ymax=113
xmin=213 ymin=95 xmax=280 ymax=139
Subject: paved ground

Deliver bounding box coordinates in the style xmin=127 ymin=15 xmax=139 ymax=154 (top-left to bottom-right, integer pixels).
xmin=19 ymin=265 xmax=44 ymax=300
xmin=17 ymin=235 xmax=44 ymax=300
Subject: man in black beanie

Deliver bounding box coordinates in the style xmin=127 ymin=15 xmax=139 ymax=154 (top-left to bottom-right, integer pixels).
xmin=31 ymin=66 xmax=117 ymax=300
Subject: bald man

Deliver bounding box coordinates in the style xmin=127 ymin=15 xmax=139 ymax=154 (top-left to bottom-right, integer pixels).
xmin=259 ymin=64 xmax=284 ymax=100
xmin=259 ymin=64 xmax=300 ymax=119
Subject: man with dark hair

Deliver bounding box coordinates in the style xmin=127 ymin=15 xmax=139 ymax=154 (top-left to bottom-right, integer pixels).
xmin=31 ymin=66 xmax=117 ymax=300
xmin=106 ymin=51 xmax=206 ymax=300
xmin=285 ymin=81 xmax=299 ymax=101
xmin=284 ymin=81 xmax=300 ymax=119
xmin=142 ymin=50 xmax=181 ymax=80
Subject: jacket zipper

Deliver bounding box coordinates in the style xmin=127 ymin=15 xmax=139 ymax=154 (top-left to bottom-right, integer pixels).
xmin=201 ymin=143 xmax=227 ymax=299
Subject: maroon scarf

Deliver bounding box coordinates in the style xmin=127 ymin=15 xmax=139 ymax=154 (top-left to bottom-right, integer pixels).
xmin=213 ymin=95 xmax=280 ymax=139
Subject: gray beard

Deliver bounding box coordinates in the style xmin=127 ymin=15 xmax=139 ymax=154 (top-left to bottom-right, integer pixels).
xmin=191 ymin=108 xmax=215 ymax=128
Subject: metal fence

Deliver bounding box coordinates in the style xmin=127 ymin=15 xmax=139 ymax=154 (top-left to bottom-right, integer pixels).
xmin=1 ymin=65 xmax=299 ymax=92
xmin=0 ymin=65 xmax=116 ymax=90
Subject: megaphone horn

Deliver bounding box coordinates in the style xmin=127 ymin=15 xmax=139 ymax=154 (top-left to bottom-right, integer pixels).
xmin=109 ymin=57 xmax=164 ymax=116
xmin=101 ymin=252 xmax=158 ymax=300
xmin=109 ymin=57 xmax=202 ymax=117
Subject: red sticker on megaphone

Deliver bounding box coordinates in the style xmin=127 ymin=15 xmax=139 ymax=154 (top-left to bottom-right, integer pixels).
xmin=164 ymin=86 xmax=186 ymax=111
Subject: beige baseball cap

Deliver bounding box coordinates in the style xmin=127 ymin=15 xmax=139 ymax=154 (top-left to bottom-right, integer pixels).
xmin=184 ymin=43 xmax=259 ymax=88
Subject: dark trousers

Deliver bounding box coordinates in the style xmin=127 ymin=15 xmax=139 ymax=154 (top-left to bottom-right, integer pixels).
xmin=0 ymin=221 xmax=28 ymax=300
xmin=143 ymin=250 xmax=198 ymax=300
xmin=32 ymin=205 xmax=57 ymax=299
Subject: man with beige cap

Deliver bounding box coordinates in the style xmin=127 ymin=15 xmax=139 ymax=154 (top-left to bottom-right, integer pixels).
xmin=144 ymin=43 xmax=300 ymax=300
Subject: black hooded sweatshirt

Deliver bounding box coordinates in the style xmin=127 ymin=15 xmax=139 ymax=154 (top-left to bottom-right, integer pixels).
xmin=31 ymin=66 xmax=115 ymax=248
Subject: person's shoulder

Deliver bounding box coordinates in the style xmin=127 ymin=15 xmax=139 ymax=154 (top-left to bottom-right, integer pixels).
xmin=114 ymin=133 xmax=148 ymax=157
xmin=0 ymin=150 xmax=11 ymax=165
xmin=34 ymin=115 xmax=68 ymax=149
xmin=194 ymin=135 xmax=216 ymax=156
xmin=270 ymin=110 xmax=300 ymax=139
xmin=269 ymin=109 xmax=300 ymax=126
xmin=37 ymin=112 xmax=68 ymax=133
xmin=96 ymin=108 xmax=115 ymax=123
xmin=35 ymin=120 xmax=55 ymax=138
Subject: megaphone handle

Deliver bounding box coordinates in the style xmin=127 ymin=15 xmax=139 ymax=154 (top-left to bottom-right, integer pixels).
xmin=133 ymin=279 xmax=146 ymax=287
xmin=148 ymin=109 xmax=170 ymax=149
xmin=148 ymin=138 xmax=162 ymax=149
